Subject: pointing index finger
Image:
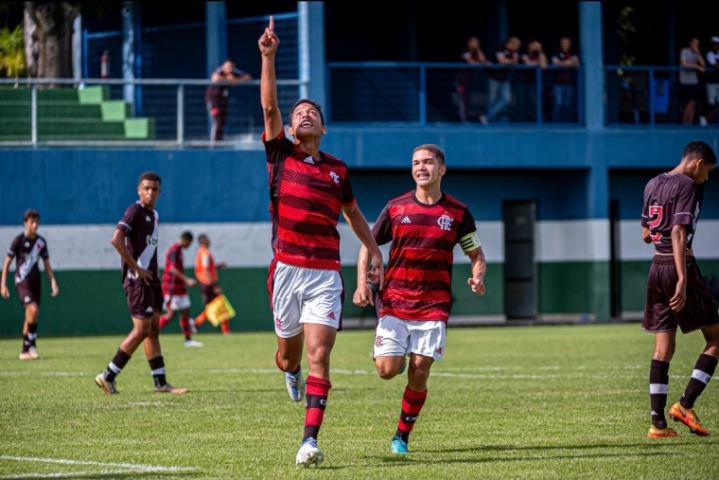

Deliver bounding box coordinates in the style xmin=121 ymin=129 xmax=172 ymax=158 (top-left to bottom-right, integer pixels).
xmin=269 ymin=15 xmax=274 ymax=32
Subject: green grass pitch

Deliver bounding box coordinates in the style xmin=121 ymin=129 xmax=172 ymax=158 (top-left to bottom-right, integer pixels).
xmin=1 ymin=324 xmax=717 ymax=479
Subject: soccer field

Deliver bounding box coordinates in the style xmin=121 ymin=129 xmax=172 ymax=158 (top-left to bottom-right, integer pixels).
xmin=1 ymin=324 xmax=717 ymax=479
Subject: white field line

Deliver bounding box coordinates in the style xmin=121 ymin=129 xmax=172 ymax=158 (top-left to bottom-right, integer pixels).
xmin=1 ymin=471 xmax=127 ymax=479
xmin=0 ymin=456 xmax=197 ymax=473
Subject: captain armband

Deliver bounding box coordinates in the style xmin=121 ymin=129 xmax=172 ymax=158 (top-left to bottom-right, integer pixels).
xmin=459 ymin=231 xmax=482 ymax=255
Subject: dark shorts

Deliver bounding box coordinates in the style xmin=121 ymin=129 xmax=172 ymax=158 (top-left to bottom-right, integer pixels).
xmin=200 ymin=283 xmax=219 ymax=305
xmin=680 ymin=84 xmax=703 ymax=104
xmin=643 ymin=256 xmax=719 ymax=334
xmin=124 ymin=281 xmax=163 ymax=320
xmin=16 ymin=281 xmax=40 ymax=306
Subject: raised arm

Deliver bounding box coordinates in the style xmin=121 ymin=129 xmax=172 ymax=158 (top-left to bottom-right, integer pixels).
xmin=1 ymin=255 xmax=11 ymax=299
xmin=259 ymin=16 xmax=283 ymax=140
xmin=42 ymin=257 xmax=60 ymax=297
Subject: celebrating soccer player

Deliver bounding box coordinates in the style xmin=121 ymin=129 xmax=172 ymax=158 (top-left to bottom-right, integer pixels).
xmin=259 ymin=16 xmax=383 ymax=466
xmin=1 ymin=209 xmax=60 ymax=360
xmin=95 ymin=172 xmax=188 ymax=395
xmin=354 ymin=144 xmax=487 ymax=455
xmin=641 ymin=141 xmax=719 ymax=438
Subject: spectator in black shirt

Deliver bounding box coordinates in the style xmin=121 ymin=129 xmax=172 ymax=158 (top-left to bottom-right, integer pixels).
xmin=551 ymin=37 xmax=580 ymax=122
xmin=206 ymin=59 xmax=252 ymax=142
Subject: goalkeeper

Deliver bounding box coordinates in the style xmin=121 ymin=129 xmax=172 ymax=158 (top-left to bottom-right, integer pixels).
xmin=193 ymin=233 xmax=230 ymax=334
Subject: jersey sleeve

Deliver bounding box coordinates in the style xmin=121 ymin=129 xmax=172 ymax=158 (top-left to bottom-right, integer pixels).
xmin=262 ymin=129 xmax=292 ymax=165
xmin=371 ymin=205 xmax=393 ymax=246
xmin=340 ymin=170 xmax=356 ymax=206
xmin=673 ymin=180 xmax=697 ymax=227
xmin=640 ymin=183 xmax=651 ymax=228
xmin=6 ymin=235 xmax=21 ymax=258
xmin=117 ymin=204 xmax=139 ymax=234
xmin=457 ymin=209 xmax=481 ymax=253
xmin=458 ymin=208 xmax=477 ymax=238
xmin=39 ymin=237 xmax=49 ymax=259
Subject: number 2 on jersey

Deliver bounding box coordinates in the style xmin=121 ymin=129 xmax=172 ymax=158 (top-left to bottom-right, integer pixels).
xmin=647 ymin=205 xmax=663 ymax=243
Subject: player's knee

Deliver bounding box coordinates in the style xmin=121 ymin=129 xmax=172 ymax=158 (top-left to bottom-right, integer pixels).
xmin=375 ymin=362 xmax=397 ymax=380
xmin=653 ymin=347 xmax=674 ymax=362
xmin=26 ymin=303 xmax=38 ymax=316
xmin=308 ymin=345 xmax=331 ymax=366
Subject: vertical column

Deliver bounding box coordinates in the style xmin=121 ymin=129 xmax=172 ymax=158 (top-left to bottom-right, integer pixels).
xmin=205 ymin=1 xmax=227 ymax=78
xmin=298 ymin=2 xmax=326 ymax=108
xmin=497 ymin=0 xmax=509 ymax=43
xmin=579 ymin=1 xmax=604 ymax=130
xmin=122 ymin=2 xmax=142 ymax=112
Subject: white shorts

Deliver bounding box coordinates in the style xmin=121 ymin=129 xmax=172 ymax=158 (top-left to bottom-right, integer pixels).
xmin=373 ymin=315 xmax=447 ymax=361
xmin=271 ymin=261 xmax=343 ymax=338
xmin=164 ymin=294 xmax=191 ymax=311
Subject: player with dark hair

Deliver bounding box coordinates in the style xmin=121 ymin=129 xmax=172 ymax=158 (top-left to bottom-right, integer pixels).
xmin=259 ymin=17 xmax=383 ymax=466
xmin=1 ymin=209 xmax=60 ymax=360
xmin=193 ymin=233 xmax=230 ymax=334
xmin=95 ymin=171 xmax=187 ymax=395
xmin=354 ymin=144 xmax=487 ymax=454
xmin=642 ymin=140 xmax=718 ymax=438
xmin=159 ymin=230 xmax=201 ymax=347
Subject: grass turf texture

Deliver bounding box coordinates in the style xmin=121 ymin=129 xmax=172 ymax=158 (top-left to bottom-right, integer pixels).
xmin=1 ymin=324 xmax=717 ymax=479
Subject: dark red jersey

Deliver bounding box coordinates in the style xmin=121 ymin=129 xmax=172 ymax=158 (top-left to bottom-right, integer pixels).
xmin=162 ymin=243 xmax=187 ymax=296
xmin=263 ymin=130 xmax=355 ymax=271
xmin=373 ymin=191 xmax=477 ymax=322
xmin=116 ymin=202 xmax=160 ymax=288
xmin=641 ymin=172 xmax=703 ymax=255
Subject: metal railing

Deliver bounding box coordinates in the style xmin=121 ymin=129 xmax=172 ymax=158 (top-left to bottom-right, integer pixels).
xmin=326 ymin=62 xmax=584 ymax=126
xmin=605 ymin=65 xmax=719 ymax=126
xmin=0 ymin=78 xmax=306 ymax=148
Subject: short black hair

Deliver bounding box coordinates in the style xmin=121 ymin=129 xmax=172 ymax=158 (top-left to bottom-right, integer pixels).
xmin=198 ymin=233 xmax=209 ymax=244
xmin=413 ymin=144 xmax=446 ymax=165
xmin=23 ymin=208 xmax=40 ymax=221
xmin=289 ymin=99 xmax=325 ymax=125
xmin=138 ymin=171 xmax=162 ymax=185
xmin=683 ymin=141 xmax=717 ymax=165
xmin=181 ymin=231 xmax=193 ymax=242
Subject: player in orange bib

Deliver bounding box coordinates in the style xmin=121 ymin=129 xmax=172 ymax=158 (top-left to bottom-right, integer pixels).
xmin=193 ymin=234 xmax=230 ymax=334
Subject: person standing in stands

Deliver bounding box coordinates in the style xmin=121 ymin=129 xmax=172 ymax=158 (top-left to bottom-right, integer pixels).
xmin=550 ymin=37 xmax=580 ymax=122
xmin=679 ymin=38 xmax=706 ymax=125
xmin=206 ymin=59 xmax=253 ymax=142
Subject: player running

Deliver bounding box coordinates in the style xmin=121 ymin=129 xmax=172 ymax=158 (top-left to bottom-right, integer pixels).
xmin=159 ymin=231 xmax=202 ymax=347
xmin=95 ymin=172 xmax=187 ymax=395
xmin=642 ymin=141 xmax=719 ymax=438
xmin=259 ymin=16 xmax=383 ymax=466
xmin=354 ymin=144 xmax=487 ymax=455
xmin=1 ymin=209 xmax=60 ymax=360
xmin=193 ymin=233 xmax=231 ymax=334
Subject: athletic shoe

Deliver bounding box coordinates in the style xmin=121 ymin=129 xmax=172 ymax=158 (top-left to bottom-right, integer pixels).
xmin=28 ymin=346 xmax=39 ymax=359
xmin=668 ymin=402 xmax=710 ymax=436
xmin=184 ymin=339 xmax=203 ymax=348
xmin=295 ymin=437 xmax=324 ymax=467
xmin=390 ymin=435 xmax=409 ymax=454
xmin=647 ymin=425 xmax=678 ymax=438
xmin=189 ymin=318 xmax=198 ymax=334
xmin=285 ymin=369 xmax=305 ymax=402
xmin=95 ymin=373 xmax=119 ymax=395
xmin=155 ymin=384 xmax=189 ymax=395
xmin=18 ymin=351 xmax=33 ymax=360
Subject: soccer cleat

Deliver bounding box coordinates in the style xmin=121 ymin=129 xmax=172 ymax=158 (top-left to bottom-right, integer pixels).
xmin=154 ymin=384 xmax=189 ymax=395
xmin=390 ymin=435 xmax=409 ymax=454
xmin=668 ymin=402 xmax=710 ymax=436
xmin=18 ymin=351 xmax=33 ymax=360
xmin=647 ymin=425 xmax=678 ymax=438
xmin=285 ymin=369 xmax=305 ymax=402
xmin=184 ymin=339 xmax=203 ymax=348
xmin=95 ymin=373 xmax=119 ymax=395
xmin=28 ymin=346 xmax=39 ymax=359
xmin=295 ymin=437 xmax=324 ymax=467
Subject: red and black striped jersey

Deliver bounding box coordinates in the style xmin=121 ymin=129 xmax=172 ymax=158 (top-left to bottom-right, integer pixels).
xmin=263 ymin=130 xmax=355 ymax=271
xmin=162 ymin=243 xmax=186 ymax=296
xmin=373 ymin=192 xmax=477 ymax=322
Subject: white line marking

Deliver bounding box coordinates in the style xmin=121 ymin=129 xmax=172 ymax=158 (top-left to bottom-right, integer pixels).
xmin=1 ymin=471 xmax=126 ymax=479
xmin=0 ymin=372 xmax=87 ymax=378
xmin=0 ymin=456 xmax=197 ymax=473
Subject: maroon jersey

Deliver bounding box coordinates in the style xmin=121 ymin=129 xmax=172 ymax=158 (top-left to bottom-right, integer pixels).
xmin=263 ymin=130 xmax=355 ymax=271
xmin=162 ymin=243 xmax=187 ymax=296
xmin=373 ymin=192 xmax=477 ymax=322
xmin=641 ymin=172 xmax=703 ymax=255
xmin=116 ymin=202 xmax=160 ymax=288
xmin=6 ymin=233 xmax=48 ymax=290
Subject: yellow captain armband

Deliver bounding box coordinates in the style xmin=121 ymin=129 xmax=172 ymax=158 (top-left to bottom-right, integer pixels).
xmin=459 ymin=231 xmax=481 ymax=255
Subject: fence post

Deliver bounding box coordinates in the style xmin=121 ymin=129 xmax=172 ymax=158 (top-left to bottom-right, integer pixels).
xmin=535 ymin=67 xmax=543 ymax=125
xmin=176 ymin=84 xmax=184 ymax=146
xmin=31 ymin=83 xmax=37 ymax=147
xmin=419 ymin=64 xmax=427 ymax=126
xmin=648 ymin=68 xmax=655 ymax=126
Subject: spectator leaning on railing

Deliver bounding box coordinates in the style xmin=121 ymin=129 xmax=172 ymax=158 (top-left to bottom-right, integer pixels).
xmin=206 ymin=59 xmax=253 ymax=142
xmin=481 ymin=36 xmax=521 ymax=124
xmin=679 ymin=37 xmax=706 ymax=125
xmin=705 ymin=36 xmax=719 ymax=123
xmin=550 ymin=37 xmax=580 ymax=122
xmin=456 ymin=36 xmax=490 ymax=122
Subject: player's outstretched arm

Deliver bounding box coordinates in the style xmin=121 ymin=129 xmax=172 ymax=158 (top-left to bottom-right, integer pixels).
xmin=42 ymin=258 xmax=60 ymax=297
xmin=343 ymin=204 xmax=384 ymax=291
xmin=259 ymin=16 xmax=283 ymax=140
xmin=1 ymin=256 xmax=11 ymax=299
xmin=110 ymin=229 xmax=152 ymax=286
xmin=466 ymin=247 xmax=487 ymax=296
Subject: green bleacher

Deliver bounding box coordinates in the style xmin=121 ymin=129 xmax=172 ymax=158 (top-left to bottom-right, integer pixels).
xmin=0 ymin=86 xmax=154 ymax=141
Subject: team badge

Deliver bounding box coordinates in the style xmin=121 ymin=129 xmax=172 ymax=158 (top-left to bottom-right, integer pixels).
xmin=437 ymin=214 xmax=453 ymax=231
xmin=329 ymin=171 xmax=340 ymax=184
xmin=375 ymin=335 xmax=384 ymax=347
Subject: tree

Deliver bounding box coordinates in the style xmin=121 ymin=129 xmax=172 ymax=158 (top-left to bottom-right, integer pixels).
xmin=0 ymin=25 xmax=25 ymax=80
xmin=23 ymin=1 xmax=78 ymax=78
